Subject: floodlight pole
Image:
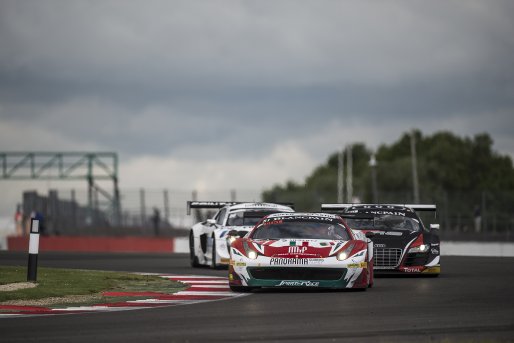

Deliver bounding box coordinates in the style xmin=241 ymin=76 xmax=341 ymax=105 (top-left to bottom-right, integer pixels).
xmin=410 ymin=130 xmax=420 ymax=204
xmin=369 ymin=154 xmax=378 ymax=203
xmin=346 ymin=145 xmax=353 ymax=203
xmin=337 ymin=149 xmax=344 ymax=203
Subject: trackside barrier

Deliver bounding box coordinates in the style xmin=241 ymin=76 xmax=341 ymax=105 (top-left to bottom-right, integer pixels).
xmin=8 ymin=236 xmax=176 ymax=253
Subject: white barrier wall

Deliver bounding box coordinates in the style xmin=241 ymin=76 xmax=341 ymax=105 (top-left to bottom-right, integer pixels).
xmin=441 ymin=241 xmax=514 ymax=257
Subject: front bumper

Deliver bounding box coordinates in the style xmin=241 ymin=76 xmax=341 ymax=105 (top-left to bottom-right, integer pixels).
xmin=229 ymin=256 xmax=370 ymax=289
xmin=373 ymin=248 xmax=440 ymax=274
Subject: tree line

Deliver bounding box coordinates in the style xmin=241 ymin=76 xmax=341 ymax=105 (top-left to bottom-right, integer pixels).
xmin=262 ymin=130 xmax=514 ymax=231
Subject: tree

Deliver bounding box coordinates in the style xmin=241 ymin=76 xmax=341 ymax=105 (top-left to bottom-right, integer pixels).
xmin=262 ymin=130 xmax=514 ymax=231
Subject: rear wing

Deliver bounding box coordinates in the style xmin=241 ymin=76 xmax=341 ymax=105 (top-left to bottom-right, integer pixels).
xmin=187 ymin=201 xmax=295 ymax=215
xmin=321 ymin=203 xmax=437 ymax=212
xmin=187 ymin=201 xmax=238 ymax=215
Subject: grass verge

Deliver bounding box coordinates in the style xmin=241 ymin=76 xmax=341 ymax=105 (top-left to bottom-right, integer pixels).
xmin=0 ymin=266 xmax=185 ymax=308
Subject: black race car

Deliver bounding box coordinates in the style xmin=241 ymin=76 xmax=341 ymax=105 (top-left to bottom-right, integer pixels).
xmin=321 ymin=204 xmax=440 ymax=275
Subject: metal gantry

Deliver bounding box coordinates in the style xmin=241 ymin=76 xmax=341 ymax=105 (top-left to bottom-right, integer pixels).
xmin=0 ymin=152 xmax=120 ymax=225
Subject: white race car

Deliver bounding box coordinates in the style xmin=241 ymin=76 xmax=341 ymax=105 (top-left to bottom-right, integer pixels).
xmin=187 ymin=201 xmax=295 ymax=268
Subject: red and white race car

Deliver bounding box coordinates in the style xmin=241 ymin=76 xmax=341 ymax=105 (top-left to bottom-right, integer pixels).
xmin=228 ymin=212 xmax=374 ymax=291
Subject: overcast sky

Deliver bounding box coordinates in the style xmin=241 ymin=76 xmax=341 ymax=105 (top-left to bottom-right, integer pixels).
xmin=1 ymin=0 xmax=513 ymax=217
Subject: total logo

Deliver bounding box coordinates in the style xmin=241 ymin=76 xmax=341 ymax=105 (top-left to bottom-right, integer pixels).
xmin=288 ymin=246 xmax=307 ymax=254
xmin=401 ymin=266 xmax=424 ymax=273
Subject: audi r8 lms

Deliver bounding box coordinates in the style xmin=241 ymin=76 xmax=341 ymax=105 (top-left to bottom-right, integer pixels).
xmin=228 ymin=212 xmax=374 ymax=291
xmin=321 ymin=204 xmax=440 ymax=275
xmin=187 ymin=201 xmax=294 ymax=268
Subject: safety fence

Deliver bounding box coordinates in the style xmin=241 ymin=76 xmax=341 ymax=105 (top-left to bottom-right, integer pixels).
xmin=18 ymin=189 xmax=262 ymax=236
xmin=16 ymin=188 xmax=514 ymax=240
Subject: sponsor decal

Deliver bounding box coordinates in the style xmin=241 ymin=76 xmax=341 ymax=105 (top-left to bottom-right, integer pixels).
xmin=369 ymin=211 xmax=406 ymax=216
xmin=277 ymin=280 xmax=320 ymax=287
xmin=221 ymin=258 xmax=230 ymax=263
xmin=347 ymin=262 xmax=368 ymax=268
xmin=308 ymin=259 xmax=324 ymax=265
xmin=288 ymin=246 xmax=307 ymax=254
xmin=235 ymin=262 xmax=246 ymax=267
xmin=270 ymin=258 xmax=309 ymax=265
xmin=431 ymin=248 xmax=439 ymax=255
xmin=275 ymin=253 xmax=319 ymax=258
xmin=266 ymin=214 xmax=338 ymax=222
xmin=263 ymin=219 xmax=283 ymax=226
xmin=369 ymin=231 xmax=403 ymax=236
xmin=422 ymin=266 xmax=441 ymax=274
xmin=229 ymin=273 xmax=234 ymax=280
xmin=347 ymin=208 xmax=407 ymax=216
xmin=401 ymin=266 xmax=424 ymax=273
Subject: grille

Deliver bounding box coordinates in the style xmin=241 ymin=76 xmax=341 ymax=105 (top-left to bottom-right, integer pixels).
xmin=374 ymin=248 xmax=402 ymax=268
xmin=248 ymin=267 xmax=344 ymax=281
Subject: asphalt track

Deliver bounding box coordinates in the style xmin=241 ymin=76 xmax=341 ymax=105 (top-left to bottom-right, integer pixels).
xmin=0 ymin=251 xmax=513 ymax=342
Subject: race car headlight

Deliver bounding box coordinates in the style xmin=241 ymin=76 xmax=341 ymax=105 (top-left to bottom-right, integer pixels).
xmin=247 ymin=250 xmax=258 ymax=259
xmin=408 ymin=243 xmax=430 ymax=253
xmin=337 ymin=251 xmax=348 ymax=260
xmin=336 ymin=242 xmax=355 ymax=261
xmin=243 ymin=240 xmax=258 ymax=259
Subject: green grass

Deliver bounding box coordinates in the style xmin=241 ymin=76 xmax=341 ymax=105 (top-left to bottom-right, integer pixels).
xmin=0 ymin=266 xmax=185 ymax=304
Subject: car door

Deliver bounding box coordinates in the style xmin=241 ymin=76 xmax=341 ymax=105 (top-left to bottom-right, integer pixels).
xmin=206 ymin=208 xmax=227 ymax=257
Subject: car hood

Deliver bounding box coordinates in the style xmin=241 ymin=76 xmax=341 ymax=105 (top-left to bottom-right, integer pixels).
xmin=358 ymin=229 xmax=419 ymax=249
xmin=247 ymin=238 xmax=349 ymax=258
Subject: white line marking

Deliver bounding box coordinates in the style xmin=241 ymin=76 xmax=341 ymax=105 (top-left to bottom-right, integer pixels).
xmin=182 ymin=280 xmax=228 ymax=284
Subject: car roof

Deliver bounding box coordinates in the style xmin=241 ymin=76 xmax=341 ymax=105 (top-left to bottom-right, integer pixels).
xmin=227 ymin=202 xmax=294 ymax=212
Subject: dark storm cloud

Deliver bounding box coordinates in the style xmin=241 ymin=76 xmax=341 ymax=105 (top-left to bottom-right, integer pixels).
xmin=0 ymin=0 xmax=513 ymax=159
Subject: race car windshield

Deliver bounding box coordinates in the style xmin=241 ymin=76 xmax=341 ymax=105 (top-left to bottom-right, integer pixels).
xmin=227 ymin=211 xmax=277 ymax=226
xmin=251 ymin=221 xmax=350 ymax=240
xmin=345 ymin=215 xmax=421 ymax=232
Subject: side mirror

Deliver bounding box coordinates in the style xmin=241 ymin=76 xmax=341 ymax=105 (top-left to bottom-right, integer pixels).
xmin=430 ymin=224 xmax=440 ymax=231
xmin=206 ymin=219 xmax=216 ymax=226
xmin=365 ymin=232 xmax=375 ymax=238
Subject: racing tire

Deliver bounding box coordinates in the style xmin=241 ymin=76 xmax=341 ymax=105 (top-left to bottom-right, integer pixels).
xmin=189 ymin=231 xmax=200 ymax=268
xmin=229 ymin=285 xmax=254 ymax=293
